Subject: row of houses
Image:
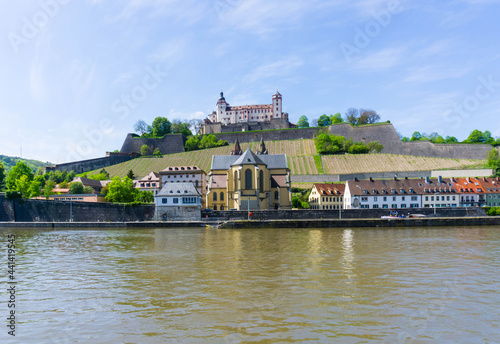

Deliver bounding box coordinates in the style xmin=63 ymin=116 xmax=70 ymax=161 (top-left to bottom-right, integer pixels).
xmin=310 ymin=176 xmax=500 ymax=211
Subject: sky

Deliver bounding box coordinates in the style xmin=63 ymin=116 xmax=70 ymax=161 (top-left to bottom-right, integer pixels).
xmin=1 ymin=0 xmax=500 ymax=164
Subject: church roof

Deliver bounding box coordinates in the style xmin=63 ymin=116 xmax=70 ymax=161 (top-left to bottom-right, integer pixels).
xmin=210 ymin=150 xmax=288 ymax=170
xmin=231 ymin=148 xmax=266 ymax=166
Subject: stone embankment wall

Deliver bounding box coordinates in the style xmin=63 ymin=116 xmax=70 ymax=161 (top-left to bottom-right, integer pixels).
xmin=0 ymin=195 xmax=154 ymax=222
xmin=46 ymin=153 xmax=138 ymax=174
xmin=120 ymin=133 xmax=185 ymax=155
xmin=203 ymin=206 xmax=486 ymax=221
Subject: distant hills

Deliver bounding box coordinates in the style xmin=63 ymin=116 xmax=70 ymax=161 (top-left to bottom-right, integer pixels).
xmin=0 ymin=155 xmax=52 ymax=173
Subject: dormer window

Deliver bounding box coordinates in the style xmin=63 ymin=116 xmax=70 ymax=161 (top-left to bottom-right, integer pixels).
xmin=391 ymin=189 xmax=396 ymax=194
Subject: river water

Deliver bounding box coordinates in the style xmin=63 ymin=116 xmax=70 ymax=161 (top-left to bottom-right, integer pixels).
xmin=1 ymin=226 xmax=499 ymax=344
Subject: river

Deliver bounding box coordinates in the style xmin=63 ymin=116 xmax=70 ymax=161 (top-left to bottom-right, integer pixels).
xmin=1 ymin=226 xmax=499 ymax=343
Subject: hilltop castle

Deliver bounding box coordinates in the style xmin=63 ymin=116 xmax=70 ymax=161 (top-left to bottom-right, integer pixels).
xmin=202 ymin=91 xmax=295 ymax=134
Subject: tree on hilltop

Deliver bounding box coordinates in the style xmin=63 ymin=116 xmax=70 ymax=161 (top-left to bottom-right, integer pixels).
xmin=298 ymin=115 xmax=309 ymax=128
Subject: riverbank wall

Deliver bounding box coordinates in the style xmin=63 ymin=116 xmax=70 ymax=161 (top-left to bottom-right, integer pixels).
xmin=0 ymin=195 xmax=155 ymax=222
xmin=1 ymin=217 xmax=499 ymax=229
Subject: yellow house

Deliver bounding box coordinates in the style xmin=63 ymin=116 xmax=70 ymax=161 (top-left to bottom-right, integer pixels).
xmin=207 ymin=147 xmax=291 ymax=210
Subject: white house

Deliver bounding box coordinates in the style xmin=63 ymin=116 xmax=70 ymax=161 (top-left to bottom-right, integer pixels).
xmin=159 ymin=165 xmax=207 ymax=208
xmin=155 ymin=182 xmax=202 ymax=221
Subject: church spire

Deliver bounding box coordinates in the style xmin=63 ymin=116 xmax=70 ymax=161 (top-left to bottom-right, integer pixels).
xmin=231 ymin=139 xmax=242 ymax=155
xmin=257 ymin=137 xmax=267 ymax=155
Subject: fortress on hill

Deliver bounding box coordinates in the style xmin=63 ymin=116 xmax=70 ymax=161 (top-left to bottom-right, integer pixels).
xmin=46 ymin=90 xmax=496 ymax=174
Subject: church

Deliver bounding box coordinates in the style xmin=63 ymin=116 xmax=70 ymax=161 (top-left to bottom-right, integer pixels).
xmin=207 ymin=91 xmax=288 ymax=125
xmin=206 ymin=139 xmax=292 ymax=211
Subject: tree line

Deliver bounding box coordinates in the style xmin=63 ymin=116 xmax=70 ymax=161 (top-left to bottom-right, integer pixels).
xmin=402 ymin=129 xmax=500 ymax=146
xmin=0 ymin=162 xmax=153 ymax=204
xmin=297 ymin=108 xmax=383 ymax=128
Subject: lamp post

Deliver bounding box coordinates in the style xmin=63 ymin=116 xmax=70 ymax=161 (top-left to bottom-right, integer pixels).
xmin=434 ymin=192 xmax=440 ymax=215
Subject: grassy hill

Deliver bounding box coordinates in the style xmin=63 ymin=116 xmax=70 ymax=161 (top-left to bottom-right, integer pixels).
xmin=88 ymin=139 xmax=485 ymax=180
xmin=0 ymin=155 xmax=52 ymax=173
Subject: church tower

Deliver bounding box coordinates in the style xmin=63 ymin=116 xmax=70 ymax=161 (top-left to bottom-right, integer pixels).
xmin=272 ymin=90 xmax=282 ymax=119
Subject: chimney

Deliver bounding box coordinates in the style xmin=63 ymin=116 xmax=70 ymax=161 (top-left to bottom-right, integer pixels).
xmin=451 ymin=177 xmax=456 ymax=183
xmin=425 ymin=176 xmax=430 ymax=184
xmin=369 ymin=177 xmax=374 ymax=182
xmin=405 ymin=176 xmax=408 ymax=180
xmin=438 ymin=176 xmax=442 ymax=184
xmin=467 ymin=177 xmax=471 ymax=183
xmin=483 ymin=177 xmax=487 ymax=182
xmin=394 ymin=176 xmax=398 ymax=181
xmin=354 ymin=177 xmax=359 ymax=182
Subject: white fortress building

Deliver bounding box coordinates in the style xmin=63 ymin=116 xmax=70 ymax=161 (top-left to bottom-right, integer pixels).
xmin=208 ymin=91 xmax=288 ymax=125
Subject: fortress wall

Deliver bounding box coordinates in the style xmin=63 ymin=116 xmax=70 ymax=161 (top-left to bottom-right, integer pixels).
xmin=215 ymin=127 xmax=319 ymax=144
xmin=399 ymin=141 xmax=492 ymax=160
xmin=120 ymin=134 xmax=185 ymax=155
xmin=46 ymin=153 xmax=138 ymax=174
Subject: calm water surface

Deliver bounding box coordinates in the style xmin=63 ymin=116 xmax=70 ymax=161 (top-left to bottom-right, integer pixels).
xmin=1 ymin=226 xmax=499 ymax=343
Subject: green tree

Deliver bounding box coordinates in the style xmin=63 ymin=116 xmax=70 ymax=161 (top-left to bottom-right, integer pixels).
xmin=0 ymin=161 xmax=5 ymax=190
xmin=410 ymin=131 xmax=423 ymax=141
xmin=140 ymin=144 xmax=152 ymax=156
xmin=69 ymin=182 xmax=84 ymax=194
xmin=297 ymin=115 xmax=309 ymax=128
xmin=487 ymin=148 xmax=500 ymax=171
xmin=6 ymin=161 xmax=34 ymax=191
xmin=445 ymin=136 xmax=458 ymax=143
xmin=317 ymin=114 xmax=332 ymax=127
xmin=185 ymin=135 xmax=201 ymax=151
xmin=135 ymin=190 xmax=154 ymax=203
xmin=126 ymin=169 xmax=135 ymax=180
xmin=199 ymin=134 xmax=228 ymax=149
xmin=59 ymin=181 xmax=69 ymax=189
xmin=83 ymin=186 xmax=94 ymax=194
xmin=44 ymin=180 xmax=56 ymax=199
xmin=153 ymin=148 xmax=162 ymax=157
xmin=464 ymin=129 xmax=494 ymax=144
xmin=105 ymin=177 xmax=138 ymax=203
xmin=330 ymin=113 xmax=344 ymax=124
xmin=151 ymin=117 xmax=172 ymax=137
xmin=15 ymin=175 xmax=31 ymax=198
xmin=171 ymin=120 xmax=193 ymax=136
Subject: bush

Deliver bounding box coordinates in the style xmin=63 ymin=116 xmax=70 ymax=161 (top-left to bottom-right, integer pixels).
xmin=486 ymin=207 xmax=500 ymax=216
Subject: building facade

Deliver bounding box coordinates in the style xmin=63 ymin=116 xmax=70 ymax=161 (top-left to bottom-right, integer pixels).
xmin=309 ymin=183 xmax=345 ymax=210
xmin=207 ymin=146 xmax=291 ymax=211
xmin=154 ymin=182 xmax=202 ymax=221
xmin=159 ymin=166 xmax=207 ymax=208
xmin=208 ymin=91 xmax=288 ymax=125
xmin=136 ymin=172 xmax=161 ymax=195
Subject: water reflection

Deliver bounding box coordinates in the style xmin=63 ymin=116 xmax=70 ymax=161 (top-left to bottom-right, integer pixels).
xmin=1 ymin=226 xmax=499 ymax=343
xmin=341 ymin=229 xmax=356 ymax=281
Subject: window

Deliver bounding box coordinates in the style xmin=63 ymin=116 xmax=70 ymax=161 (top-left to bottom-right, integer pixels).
xmin=373 ymin=204 xmax=379 ymax=209
xmin=392 ymin=196 xmax=396 ymax=201
xmin=383 ymin=196 xmax=387 ymax=201
xmin=374 ymin=197 xmax=378 ymax=201
xmin=361 ymin=197 xmax=368 ymax=201
xmin=402 ymin=196 xmax=405 ymax=201
xmin=221 ymin=205 xmax=224 ymax=210
xmin=274 ymin=191 xmax=279 ymax=200
xmin=214 ymin=205 xmax=217 ymax=210
xmin=162 ymin=198 xmax=167 ymax=204
xmin=401 ymin=204 xmax=406 ymax=208
xmin=220 ymin=192 xmax=224 ymax=201
xmin=383 ymin=204 xmax=388 ymax=209
xmin=213 ymin=193 xmax=217 ymax=201
xmin=173 ymin=198 xmax=179 ymax=204
xmin=425 ymin=196 xmax=429 ymax=201
xmin=259 ymin=170 xmax=264 ymax=192
xmin=234 ymin=171 xmax=238 ymax=190
xmin=195 ymin=180 xmax=199 ymax=187
xmin=245 ymin=169 xmax=253 ymax=189
xmin=392 ymin=204 xmax=397 ymax=208
xmin=411 ymin=196 xmax=417 ymax=201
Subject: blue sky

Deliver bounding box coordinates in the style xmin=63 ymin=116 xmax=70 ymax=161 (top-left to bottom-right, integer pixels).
xmin=1 ymin=0 xmax=499 ymax=163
